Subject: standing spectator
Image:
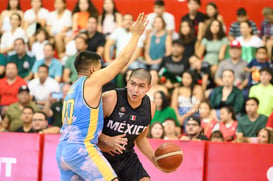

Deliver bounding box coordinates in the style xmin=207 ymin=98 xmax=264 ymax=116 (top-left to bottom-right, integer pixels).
xmin=0 ymin=12 xmax=27 ymax=55
xmin=261 ymin=7 xmax=273 ymax=62
xmin=15 ymin=106 xmax=35 ymax=133
xmin=163 ymin=118 xmax=179 ymax=140
xmin=245 ymin=47 xmax=271 ymax=87
xmin=179 ymin=20 xmax=197 ymax=59
xmin=47 ymin=0 xmax=72 ymax=57
xmin=32 ymin=111 xmax=48 ymax=133
xmin=7 ymin=38 xmax=35 ymax=80
xmin=63 ymin=34 xmax=88 ymax=83
xmin=204 ymin=2 xmax=226 ymax=33
xmin=147 ymin=122 xmax=164 ymax=139
xmin=31 ymin=43 xmax=63 ymax=82
xmin=146 ymin=0 xmax=175 ymax=36
xmin=228 ymin=8 xmax=259 ymax=40
xmin=200 ymin=101 xmax=217 ymax=138
xmin=0 ymin=0 xmax=23 ymax=34
xmin=29 ymin=64 xmax=60 ymax=109
xmin=181 ymin=0 xmax=205 ymax=42
xmin=0 ymin=62 xmax=27 ymax=112
xmin=31 ymin=28 xmax=49 ymax=61
xmin=86 ymin=16 xmax=106 ymax=56
xmin=215 ymin=40 xmax=249 ymax=90
xmin=3 ymin=85 xmax=39 ymax=131
xmin=210 ymin=69 xmax=244 ymax=115
xmin=236 ymin=97 xmax=268 ymax=143
xmin=98 ymin=0 xmax=122 ymax=36
xmin=180 ymin=116 xmax=208 ymax=141
xmin=212 ymin=106 xmax=238 ymax=142
xmin=257 ymin=128 xmax=273 ymax=144
xmin=0 ymin=53 xmax=6 ymax=78
xmin=249 ymin=67 xmax=273 ymax=116
xmin=197 ymin=19 xmax=228 ymax=76
xmin=146 ymin=70 xmax=168 ymax=99
xmin=210 ymin=130 xmax=225 ymax=142
xmin=72 ymin=0 xmax=98 ymax=34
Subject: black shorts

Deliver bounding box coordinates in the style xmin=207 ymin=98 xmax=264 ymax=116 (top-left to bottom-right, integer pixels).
xmin=105 ymin=150 xmax=150 ymax=181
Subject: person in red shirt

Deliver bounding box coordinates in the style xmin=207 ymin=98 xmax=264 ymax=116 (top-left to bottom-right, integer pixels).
xmin=0 ymin=62 xmax=27 ymax=115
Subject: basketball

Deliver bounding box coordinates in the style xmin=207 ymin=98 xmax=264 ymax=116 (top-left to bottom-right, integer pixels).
xmin=155 ymin=142 xmax=183 ymax=172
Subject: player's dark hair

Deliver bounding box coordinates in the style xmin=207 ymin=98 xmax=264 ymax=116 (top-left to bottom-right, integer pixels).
xmin=237 ymin=8 xmax=247 ymax=16
xmin=246 ymin=97 xmax=259 ymax=105
xmin=154 ymin=0 xmax=165 ymax=6
xmin=23 ymin=106 xmax=35 ymax=114
xmin=38 ymin=64 xmax=49 ymax=72
xmin=74 ymin=51 xmax=101 ymax=73
xmin=204 ymin=19 xmax=226 ymax=40
xmin=256 ymin=46 xmax=267 ymax=53
xmin=129 ymin=68 xmax=152 ymax=85
xmin=34 ymin=111 xmax=48 ymax=121
xmin=154 ymin=91 xmax=169 ymax=110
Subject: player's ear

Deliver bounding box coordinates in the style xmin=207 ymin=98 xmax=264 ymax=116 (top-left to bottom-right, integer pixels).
xmin=89 ymin=66 xmax=96 ymax=75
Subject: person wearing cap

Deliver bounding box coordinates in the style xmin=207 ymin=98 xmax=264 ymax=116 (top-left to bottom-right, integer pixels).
xmin=249 ymin=67 xmax=273 ymax=116
xmin=0 ymin=62 xmax=27 ymax=115
xmin=159 ymin=39 xmax=189 ymax=90
xmin=2 ymin=85 xmax=39 ymax=132
xmin=180 ymin=116 xmax=208 ymax=141
xmin=215 ymin=39 xmax=249 ymax=91
xmin=228 ymin=8 xmax=259 ymax=41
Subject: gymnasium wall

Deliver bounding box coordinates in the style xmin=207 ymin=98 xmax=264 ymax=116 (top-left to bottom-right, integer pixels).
xmin=0 ymin=0 xmax=273 ymax=32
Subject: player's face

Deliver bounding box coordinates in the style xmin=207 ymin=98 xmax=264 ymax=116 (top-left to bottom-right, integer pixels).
xmin=127 ymin=77 xmax=150 ymax=102
xmin=199 ymin=103 xmax=210 ymax=118
xmin=154 ymin=92 xmax=163 ymax=108
xmin=150 ymin=123 xmax=163 ymax=139
xmin=186 ymin=120 xmax=201 ymax=136
xmin=256 ymin=49 xmax=267 ymax=61
xmin=21 ymin=108 xmax=34 ymax=124
xmin=245 ymin=100 xmax=258 ymax=115
xmin=257 ymin=129 xmax=269 ymax=144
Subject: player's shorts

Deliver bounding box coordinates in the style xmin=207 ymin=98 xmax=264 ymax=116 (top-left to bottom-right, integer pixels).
xmin=105 ymin=150 xmax=150 ymax=181
xmin=56 ymin=141 xmax=117 ymax=181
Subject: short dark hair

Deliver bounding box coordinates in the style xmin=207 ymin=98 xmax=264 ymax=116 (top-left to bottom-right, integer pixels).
xmin=187 ymin=116 xmax=201 ymax=126
xmin=34 ymin=111 xmax=47 ymax=121
xmin=6 ymin=61 xmax=18 ymax=69
xmin=237 ymin=8 xmax=247 ymax=16
xmin=74 ymin=51 xmax=101 ymax=73
xmin=36 ymin=28 xmax=50 ymax=40
xmin=187 ymin=0 xmax=201 ymax=5
xmin=38 ymin=64 xmax=49 ymax=72
xmin=154 ymin=0 xmax=165 ymax=6
xmin=74 ymin=34 xmax=88 ymax=45
xmin=256 ymin=46 xmax=267 ymax=53
xmin=163 ymin=118 xmax=177 ymax=126
xmin=222 ymin=69 xmax=235 ymax=76
xmin=246 ymin=97 xmax=259 ymax=105
xmin=14 ymin=37 xmax=25 ymax=44
xmin=23 ymin=106 xmax=35 ymax=114
xmin=129 ymin=68 xmax=152 ymax=85
xmin=221 ymin=106 xmax=237 ymax=121
xmin=44 ymin=42 xmax=55 ymax=50
xmin=260 ymin=67 xmax=272 ymax=75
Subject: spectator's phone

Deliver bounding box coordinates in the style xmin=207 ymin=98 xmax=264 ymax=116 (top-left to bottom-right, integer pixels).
xmin=51 ymin=92 xmax=63 ymax=99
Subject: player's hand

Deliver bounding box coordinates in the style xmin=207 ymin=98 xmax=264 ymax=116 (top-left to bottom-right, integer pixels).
xmin=103 ymin=134 xmax=128 ymax=156
xmin=130 ymin=12 xmax=148 ymax=36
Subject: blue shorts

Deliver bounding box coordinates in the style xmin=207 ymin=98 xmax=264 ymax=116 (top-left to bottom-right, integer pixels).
xmin=56 ymin=141 xmax=117 ymax=181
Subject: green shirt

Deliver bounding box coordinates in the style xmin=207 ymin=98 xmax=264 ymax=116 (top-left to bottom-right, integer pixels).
xmin=0 ymin=53 xmax=6 ymax=78
xmin=249 ymin=84 xmax=273 ymax=116
xmin=237 ymin=114 xmax=268 ymax=137
xmin=65 ymin=54 xmax=78 ymax=82
xmin=7 ymin=54 xmax=35 ymax=78
xmin=50 ymin=100 xmax=63 ymax=128
xmin=151 ymin=106 xmax=179 ymax=126
xmin=5 ymin=101 xmax=40 ymax=132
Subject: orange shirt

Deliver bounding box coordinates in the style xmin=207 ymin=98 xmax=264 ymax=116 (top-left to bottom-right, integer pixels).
xmin=77 ymin=12 xmax=89 ymax=30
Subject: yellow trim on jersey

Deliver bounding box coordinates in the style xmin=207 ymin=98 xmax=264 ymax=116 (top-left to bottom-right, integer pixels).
xmin=84 ymin=108 xmax=116 ymax=181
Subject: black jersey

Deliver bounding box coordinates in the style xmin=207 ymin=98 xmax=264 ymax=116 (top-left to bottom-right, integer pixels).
xmin=102 ymin=88 xmax=151 ymax=158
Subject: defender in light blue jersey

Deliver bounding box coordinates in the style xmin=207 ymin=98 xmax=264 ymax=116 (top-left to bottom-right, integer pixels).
xmin=56 ymin=13 xmax=148 ymax=181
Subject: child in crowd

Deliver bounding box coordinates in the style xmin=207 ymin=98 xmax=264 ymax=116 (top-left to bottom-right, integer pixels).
xmin=147 ymin=122 xmax=164 ymax=139
xmin=31 ymin=28 xmax=49 ymax=60
xmin=163 ymin=118 xmax=179 ymax=140
xmin=210 ymin=130 xmax=225 ymax=142
xmin=199 ymin=101 xmax=217 ymax=138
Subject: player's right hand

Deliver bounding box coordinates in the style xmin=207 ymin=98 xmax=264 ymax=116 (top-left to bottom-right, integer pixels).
xmin=104 ymin=134 xmax=128 ymax=156
xmin=130 ymin=12 xmax=148 ymax=36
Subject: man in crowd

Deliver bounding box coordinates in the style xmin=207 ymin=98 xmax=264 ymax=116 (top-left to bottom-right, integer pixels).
xmin=15 ymin=106 xmax=35 ymax=133
xmin=32 ymin=111 xmax=48 ymax=133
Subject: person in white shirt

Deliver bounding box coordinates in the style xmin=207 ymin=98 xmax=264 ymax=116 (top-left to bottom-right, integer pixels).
xmin=28 ymin=64 xmax=60 ymax=108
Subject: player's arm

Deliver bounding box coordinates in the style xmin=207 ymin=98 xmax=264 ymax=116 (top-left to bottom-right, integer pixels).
xmin=91 ymin=13 xmax=148 ymax=87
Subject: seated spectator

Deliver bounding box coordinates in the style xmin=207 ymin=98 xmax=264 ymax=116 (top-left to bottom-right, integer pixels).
xmin=197 ymin=19 xmax=228 ymax=76
xmin=63 ymin=34 xmax=88 ymax=83
xmin=72 ymin=0 xmax=98 ymax=34
xmin=189 ymin=55 xmax=215 ymax=91
xmin=210 ymin=69 xmax=244 ymax=115
xmin=261 ymin=7 xmax=273 ymax=62
xmin=236 ymin=97 xmax=268 ymax=143
xmin=180 ymin=116 xmax=208 ymax=141
xmin=15 ymin=106 xmax=35 ymax=133
xmin=249 ymin=67 xmax=273 ymax=116
xmin=215 ymin=40 xmax=249 ymax=90
xmin=144 ymin=16 xmax=171 ymax=70
xmin=147 ymin=122 xmax=164 ymax=139
xmin=179 ymin=20 xmax=197 ymax=59
xmin=86 ymin=16 xmax=106 ymax=57
xmin=0 ymin=53 xmax=6 ymax=78
xmin=200 ymin=101 xmax=217 ymax=138
xmin=28 ymin=64 xmax=60 ymax=109
xmin=212 ymin=106 xmax=238 ymax=142
xmin=31 ymin=43 xmax=63 ymax=82
xmin=266 ymin=112 xmax=273 ymax=130
xmin=257 ymin=128 xmax=273 ymax=144
xmin=3 ymin=85 xmax=39 ymax=131
xmin=43 ymin=83 xmax=71 ymax=130
xmin=228 ymin=8 xmax=258 ymax=40
xmin=204 ymin=2 xmax=226 ymax=33
xmin=171 ymin=70 xmax=203 ymax=126
xmin=98 ymin=0 xmax=122 ymax=36
xmin=0 ymin=62 xmax=27 ymax=114
xmin=0 ymin=12 xmax=27 ymax=55
xmin=31 ymin=28 xmax=49 ymax=61
xmin=159 ymin=39 xmax=189 ymax=90
xmin=151 ymin=91 xmax=179 ymax=126
xmin=163 ymin=118 xmax=178 ymax=140
xmin=210 ymin=130 xmax=225 ymax=142
xmin=32 ymin=111 xmax=48 ymax=133
xmin=245 ymin=47 xmax=270 ymax=87
xmin=146 ymin=70 xmax=168 ymax=99
xmin=146 ymin=0 xmax=175 ymax=36
xmin=181 ymin=0 xmax=205 ymax=42
xmin=7 ymin=38 xmax=35 ymax=80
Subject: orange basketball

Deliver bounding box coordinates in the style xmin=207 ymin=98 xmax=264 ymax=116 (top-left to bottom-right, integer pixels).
xmin=155 ymin=142 xmax=183 ymax=172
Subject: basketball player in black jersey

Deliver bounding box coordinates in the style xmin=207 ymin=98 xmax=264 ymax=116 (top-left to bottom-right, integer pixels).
xmin=98 ymin=68 xmax=160 ymax=181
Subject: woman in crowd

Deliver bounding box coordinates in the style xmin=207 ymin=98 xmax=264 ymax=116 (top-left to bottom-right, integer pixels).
xmin=31 ymin=28 xmax=50 ymax=60
xmin=147 ymin=122 xmax=164 ymax=139
xmin=257 ymin=128 xmax=273 ymax=144
xmin=204 ymin=2 xmax=226 ymax=33
xmin=200 ymin=101 xmax=217 ymax=138
xmin=146 ymin=70 xmax=168 ymax=100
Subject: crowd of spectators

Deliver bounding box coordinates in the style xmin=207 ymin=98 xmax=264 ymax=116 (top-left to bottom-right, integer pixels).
xmin=0 ymin=0 xmax=273 ymax=144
